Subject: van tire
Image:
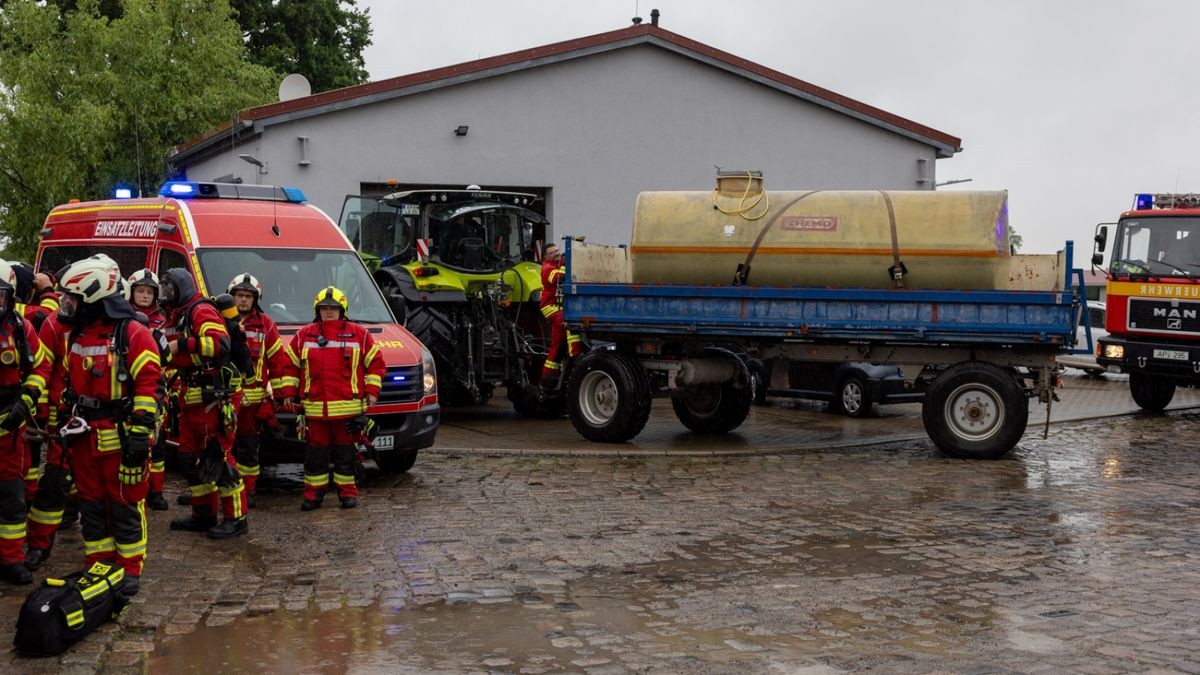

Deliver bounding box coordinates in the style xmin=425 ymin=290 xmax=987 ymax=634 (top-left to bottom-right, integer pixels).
xmin=376 ymin=449 xmax=418 ymax=474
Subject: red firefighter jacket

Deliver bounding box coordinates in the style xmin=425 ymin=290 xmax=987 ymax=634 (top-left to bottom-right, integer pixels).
xmin=241 ymin=309 xmax=292 ymax=405
xmin=0 ymin=313 xmax=51 ymax=441
xmin=540 ymin=259 xmax=565 ymax=319
xmin=166 ymin=296 xmax=231 ymax=406
xmin=285 ymin=319 xmax=383 ymax=419
xmin=48 ymin=319 xmax=163 ymax=453
xmin=37 ymin=314 xmax=67 ymax=428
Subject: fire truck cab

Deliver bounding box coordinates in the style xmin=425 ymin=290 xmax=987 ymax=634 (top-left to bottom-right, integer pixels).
xmin=1093 ymin=192 xmax=1200 ymax=411
xmin=36 ymin=181 xmax=439 ymax=473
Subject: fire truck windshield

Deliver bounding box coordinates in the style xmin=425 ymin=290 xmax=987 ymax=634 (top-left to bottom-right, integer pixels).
xmin=197 ymin=248 xmax=394 ymax=325
xmin=1110 ymin=217 xmax=1200 ymax=278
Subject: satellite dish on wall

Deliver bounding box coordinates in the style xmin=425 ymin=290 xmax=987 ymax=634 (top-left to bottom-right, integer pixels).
xmin=278 ymin=73 xmax=312 ymax=102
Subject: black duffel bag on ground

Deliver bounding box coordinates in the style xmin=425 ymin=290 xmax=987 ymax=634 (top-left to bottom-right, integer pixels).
xmin=13 ymin=561 xmax=131 ymax=656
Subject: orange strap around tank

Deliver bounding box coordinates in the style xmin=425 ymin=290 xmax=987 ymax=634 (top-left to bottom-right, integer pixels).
xmin=732 ymin=191 xmax=821 ymax=285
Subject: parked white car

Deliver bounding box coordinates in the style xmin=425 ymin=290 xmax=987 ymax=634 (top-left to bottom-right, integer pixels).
xmin=1058 ymin=301 xmax=1108 ymax=376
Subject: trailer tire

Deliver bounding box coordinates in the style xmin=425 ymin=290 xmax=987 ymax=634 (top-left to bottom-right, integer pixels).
xmin=1130 ymin=372 xmax=1175 ymax=412
xmin=568 ymin=350 xmax=651 ymax=443
xmin=375 ymin=449 xmax=418 ymax=474
xmin=922 ymin=362 xmax=1027 ymax=459
xmin=671 ymin=383 xmax=752 ymax=434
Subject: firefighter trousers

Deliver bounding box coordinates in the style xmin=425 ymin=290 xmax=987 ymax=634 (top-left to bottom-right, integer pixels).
xmin=26 ymin=439 xmax=71 ymax=552
xmin=234 ymin=400 xmax=274 ymax=495
xmin=71 ymin=440 xmax=148 ymax=577
xmin=0 ymin=429 xmax=30 ymax=565
xmin=303 ymin=418 xmax=359 ymax=501
xmin=178 ymin=403 xmax=247 ymax=523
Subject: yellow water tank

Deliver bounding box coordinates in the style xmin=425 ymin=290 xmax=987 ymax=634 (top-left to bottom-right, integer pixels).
xmin=630 ymin=189 xmax=1013 ymax=289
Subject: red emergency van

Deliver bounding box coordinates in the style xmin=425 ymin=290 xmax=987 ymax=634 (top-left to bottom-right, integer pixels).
xmin=36 ymin=181 xmax=439 ymax=473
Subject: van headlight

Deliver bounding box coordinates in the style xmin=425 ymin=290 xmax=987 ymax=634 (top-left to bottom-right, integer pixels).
xmin=1103 ymin=344 xmax=1124 ymax=359
xmin=422 ymin=348 xmax=437 ymax=395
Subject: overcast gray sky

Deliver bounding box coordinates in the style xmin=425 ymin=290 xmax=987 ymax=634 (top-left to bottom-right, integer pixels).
xmin=359 ymin=0 xmax=1200 ymax=255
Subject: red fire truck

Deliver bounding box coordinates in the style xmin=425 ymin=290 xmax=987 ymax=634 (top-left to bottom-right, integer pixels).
xmin=1093 ymin=193 xmax=1200 ymax=411
xmin=36 ymin=181 xmax=439 ymax=472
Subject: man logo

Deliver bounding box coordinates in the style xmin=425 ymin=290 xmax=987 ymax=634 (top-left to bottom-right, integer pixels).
xmin=1169 ymin=318 xmax=1182 ymax=329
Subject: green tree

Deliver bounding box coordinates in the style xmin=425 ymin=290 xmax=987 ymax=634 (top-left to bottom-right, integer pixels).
xmin=0 ymin=0 xmax=275 ymax=258
xmin=230 ymin=0 xmax=372 ymax=92
xmin=1010 ymin=228 xmax=1024 ymax=252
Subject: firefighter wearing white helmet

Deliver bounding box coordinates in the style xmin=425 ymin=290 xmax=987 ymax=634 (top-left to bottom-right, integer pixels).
xmin=0 ymin=259 xmax=50 ymax=585
xmin=280 ymin=286 xmax=383 ymax=511
xmin=226 ymin=273 xmax=290 ymax=506
xmin=49 ymin=256 xmax=163 ymax=595
xmin=127 ymin=268 xmax=172 ymax=511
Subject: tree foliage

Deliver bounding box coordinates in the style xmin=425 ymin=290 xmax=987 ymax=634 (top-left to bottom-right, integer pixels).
xmin=230 ymin=0 xmax=373 ymax=93
xmin=0 ymin=0 xmax=275 ymax=258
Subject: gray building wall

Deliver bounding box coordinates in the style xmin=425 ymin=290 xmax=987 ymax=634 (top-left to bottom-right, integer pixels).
xmin=183 ymin=45 xmax=939 ymax=246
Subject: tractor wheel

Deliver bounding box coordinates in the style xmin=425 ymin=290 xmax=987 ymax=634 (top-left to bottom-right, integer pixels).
xmin=508 ymin=386 xmax=566 ymax=419
xmin=405 ymin=303 xmax=456 ymax=385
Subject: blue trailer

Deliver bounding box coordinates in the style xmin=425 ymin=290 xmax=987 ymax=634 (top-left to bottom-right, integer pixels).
xmin=559 ymin=240 xmax=1087 ymax=459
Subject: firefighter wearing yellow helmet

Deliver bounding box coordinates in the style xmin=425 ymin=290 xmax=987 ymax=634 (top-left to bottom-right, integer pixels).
xmin=281 ymin=286 xmax=383 ymax=510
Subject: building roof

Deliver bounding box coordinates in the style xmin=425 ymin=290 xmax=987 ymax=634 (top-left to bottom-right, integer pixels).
xmin=171 ymin=23 xmax=962 ymax=163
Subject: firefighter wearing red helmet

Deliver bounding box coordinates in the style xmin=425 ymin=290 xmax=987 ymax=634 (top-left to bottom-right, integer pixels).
xmin=538 ymin=243 xmax=581 ymax=392
xmin=0 ymin=260 xmax=50 ymax=585
xmin=282 ymin=286 xmax=383 ymax=510
xmin=49 ymin=256 xmax=162 ymax=595
xmin=227 ymin=273 xmax=291 ymax=506
xmin=159 ymin=268 xmax=249 ymax=539
xmin=127 ymin=268 xmax=171 ymax=511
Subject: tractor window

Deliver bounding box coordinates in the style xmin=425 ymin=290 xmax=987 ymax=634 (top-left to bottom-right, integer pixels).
xmin=338 ymin=196 xmax=411 ymax=260
xmin=38 ymin=245 xmax=149 ymax=278
xmin=427 ymin=203 xmax=541 ymax=271
xmin=196 ymin=247 xmax=394 ymax=325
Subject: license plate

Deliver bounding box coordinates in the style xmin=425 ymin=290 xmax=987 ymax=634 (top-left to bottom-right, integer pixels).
xmin=374 ymin=435 xmax=394 ymax=450
xmin=1153 ymin=349 xmax=1189 ymax=361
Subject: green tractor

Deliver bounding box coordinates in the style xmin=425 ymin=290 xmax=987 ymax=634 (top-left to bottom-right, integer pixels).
xmin=337 ymin=188 xmax=562 ymax=416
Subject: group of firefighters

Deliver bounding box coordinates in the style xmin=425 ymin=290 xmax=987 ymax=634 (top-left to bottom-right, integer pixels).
xmin=0 ymin=255 xmax=384 ymax=592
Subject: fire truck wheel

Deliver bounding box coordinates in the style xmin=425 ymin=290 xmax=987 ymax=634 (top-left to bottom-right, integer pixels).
xmin=375 ymin=449 xmax=418 ymax=474
xmin=670 ymin=382 xmax=752 ymax=434
xmin=1130 ymin=372 xmax=1175 ymax=412
xmin=922 ymin=362 xmax=1027 ymax=460
xmin=568 ymin=350 xmax=651 ymax=443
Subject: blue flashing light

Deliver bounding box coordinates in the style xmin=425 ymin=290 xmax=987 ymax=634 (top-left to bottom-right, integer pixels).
xmin=1134 ymin=193 xmax=1153 ymax=210
xmin=281 ymin=186 xmax=308 ymax=203
xmin=160 ymin=181 xmax=198 ymax=197
xmin=391 ymin=375 xmax=406 ymax=382
xmin=113 ymin=187 xmax=134 ymax=199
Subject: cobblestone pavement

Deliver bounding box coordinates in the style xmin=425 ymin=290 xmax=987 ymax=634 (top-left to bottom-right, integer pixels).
xmin=2 ymin=382 xmax=1199 ymax=673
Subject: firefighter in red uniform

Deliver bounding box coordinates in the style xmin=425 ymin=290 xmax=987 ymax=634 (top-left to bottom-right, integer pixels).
xmin=227 ymin=273 xmax=290 ymax=507
xmin=538 ymin=243 xmax=581 ymax=392
xmin=283 ymin=286 xmax=383 ymax=510
xmin=0 ymin=260 xmax=50 ymax=585
xmin=11 ymin=262 xmax=53 ymax=503
xmin=159 ymin=268 xmax=249 ymax=538
xmin=128 ymin=269 xmax=171 ymax=511
xmin=33 ymin=267 xmax=60 ymax=313
xmin=23 ymin=306 xmax=70 ymax=571
xmin=51 ymin=256 xmax=162 ymax=595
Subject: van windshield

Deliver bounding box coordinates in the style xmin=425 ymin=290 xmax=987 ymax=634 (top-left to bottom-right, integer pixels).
xmin=196 ymin=248 xmax=395 ymax=325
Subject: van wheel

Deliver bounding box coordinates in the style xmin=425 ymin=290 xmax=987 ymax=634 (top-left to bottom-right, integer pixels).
xmin=922 ymin=362 xmax=1027 ymax=459
xmin=833 ymin=375 xmax=872 ymax=418
xmin=1130 ymin=372 xmax=1175 ymax=412
xmin=376 ymin=449 xmax=418 ymax=474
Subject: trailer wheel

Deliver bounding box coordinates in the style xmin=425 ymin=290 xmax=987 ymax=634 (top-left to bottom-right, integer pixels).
xmin=671 ymin=383 xmax=752 ymax=434
xmin=375 ymin=449 xmax=418 ymax=474
xmin=568 ymin=350 xmax=651 ymax=443
xmin=1130 ymin=372 xmax=1175 ymax=412
xmin=922 ymin=362 xmax=1027 ymax=459
xmin=832 ymin=374 xmax=872 ymax=418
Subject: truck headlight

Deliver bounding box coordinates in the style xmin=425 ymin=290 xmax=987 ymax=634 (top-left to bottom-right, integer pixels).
xmin=422 ymin=348 xmax=437 ymax=395
xmin=1103 ymin=344 xmax=1124 ymax=359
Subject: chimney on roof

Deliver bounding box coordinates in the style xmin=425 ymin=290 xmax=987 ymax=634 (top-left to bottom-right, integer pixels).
xmin=651 ymin=9 xmax=660 ymax=26
xmin=631 ymin=15 xmax=642 ymax=25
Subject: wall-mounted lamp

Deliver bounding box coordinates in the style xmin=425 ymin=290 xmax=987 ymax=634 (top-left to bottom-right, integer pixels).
xmin=454 ymin=125 xmax=469 ymax=137
xmin=238 ymin=153 xmax=268 ymax=184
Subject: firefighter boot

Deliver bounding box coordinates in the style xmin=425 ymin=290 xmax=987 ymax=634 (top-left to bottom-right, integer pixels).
xmin=207 ymin=518 xmax=248 ymax=539
xmin=300 ymin=494 xmax=323 ymax=511
xmin=23 ymin=546 xmax=50 ymax=571
xmin=169 ymin=505 xmax=217 ymax=532
xmin=176 ymin=493 xmax=191 ymax=506
xmin=0 ymin=562 xmax=32 ymax=585
xmin=122 ymin=575 xmax=140 ymax=597
xmin=147 ymin=492 xmax=169 ymax=511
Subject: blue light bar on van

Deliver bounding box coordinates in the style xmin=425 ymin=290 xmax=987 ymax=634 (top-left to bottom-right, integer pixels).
xmin=113 ymin=186 xmax=134 ymax=199
xmin=158 ymin=181 xmax=309 ymax=203
xmin=1134 ymin=193 xmax=1153 ymax=210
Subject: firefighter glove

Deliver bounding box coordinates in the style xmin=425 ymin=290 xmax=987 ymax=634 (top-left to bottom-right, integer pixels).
xmin=345 ymin=414 xmax=374 ymax=437
xmin=0 ymin=391 xmax=33 ymax=431
xmin=120 ymin=431 xmax=151 ymax=485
